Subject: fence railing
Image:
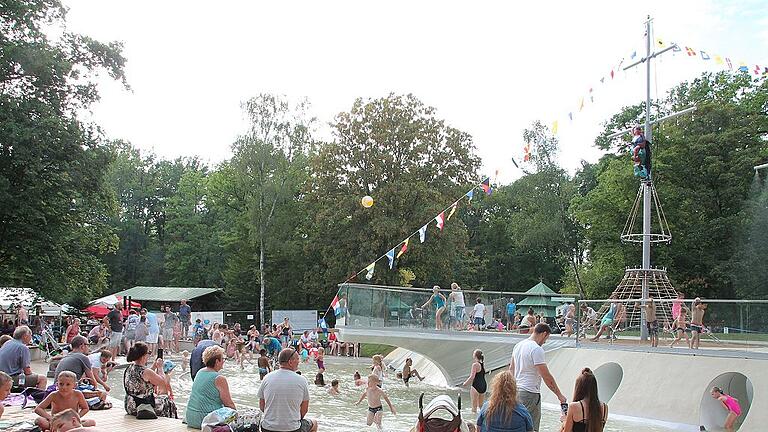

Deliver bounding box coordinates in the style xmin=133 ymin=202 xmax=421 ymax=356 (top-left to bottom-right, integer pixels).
xmin=337 ymin=283 xmax=768 ymax=356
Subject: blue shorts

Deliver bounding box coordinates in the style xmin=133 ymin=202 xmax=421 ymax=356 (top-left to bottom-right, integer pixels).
xmin=473 ymin=317 xmax=484 ymax=326
xmin=453 ymin=306 xmax=465 ymax=321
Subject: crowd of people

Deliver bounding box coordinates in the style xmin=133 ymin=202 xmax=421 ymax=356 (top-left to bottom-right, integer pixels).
xmin=0 ymin=292 xmax=740 ymax=432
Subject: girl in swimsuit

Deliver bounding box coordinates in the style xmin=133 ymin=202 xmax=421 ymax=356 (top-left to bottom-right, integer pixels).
xmin=562 ymin=368 xmax=608 ymax=432
xmin=421 ymin=286 xmax=447 ymax=330
xmin=462 ymin=349 xmax=487 ymax=414
xmin=316 ymin=347 xmax=325 ymax=373
xmin=371 ymin=355 xmax=385 ymax=388
xmin=712 ymin=386 xmax=742 ymax=432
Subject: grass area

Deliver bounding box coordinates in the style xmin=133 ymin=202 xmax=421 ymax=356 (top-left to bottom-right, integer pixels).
xmin=359 ymin=343 xmax=396 ymax=358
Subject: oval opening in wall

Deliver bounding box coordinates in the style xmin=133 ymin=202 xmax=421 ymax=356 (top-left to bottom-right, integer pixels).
xmin=593 ymin=362 xmax=623 ymax=403
xmin=699 ymin=372 xmax=752 ymax=431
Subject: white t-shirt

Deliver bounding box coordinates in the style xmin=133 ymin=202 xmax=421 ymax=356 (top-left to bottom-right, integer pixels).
xmin=87 ymin=352 xmax=103 ymax=369
xmin=452 ymin=291 xmax=466 ymax=307
xmin=257 ymin=368 xmax=310 ymax=431
xmin=512 ymin=339 xmax=546 ymax=393
xmin=472 ymin=303 xmax=486 ymax=319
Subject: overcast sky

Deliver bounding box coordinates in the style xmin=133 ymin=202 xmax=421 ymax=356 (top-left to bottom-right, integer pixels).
xmin=64 ymin=0 xmax=768 ymax=184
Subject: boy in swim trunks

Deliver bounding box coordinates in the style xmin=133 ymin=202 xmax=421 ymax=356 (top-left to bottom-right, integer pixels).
xmin=35 ymin=371 xmax=97 ymax=431
xmin=257 ymin=349 xmax=271 ymax=379
xmin=401 ymin=358 xmax=424 ymax=387
xmin=669 ymin=308 xmax=690 ymax=348
xmin=636 ymin=293 xmax=658 ymax=347
xmin=355 ymin=374 xmax=396 ymax=431
xmin=690 ymin=298 xmax=707 ymax=349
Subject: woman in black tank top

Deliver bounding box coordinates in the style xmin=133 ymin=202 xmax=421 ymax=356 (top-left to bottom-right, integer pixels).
xmin=461 ymin=349 xmax=487 ymax=413
xmin=562 ymin=368 xmax=608 ymax=432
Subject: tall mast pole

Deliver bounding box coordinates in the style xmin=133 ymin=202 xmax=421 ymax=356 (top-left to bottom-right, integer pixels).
xmin=640 ymin=16 xmax=653 ymax=341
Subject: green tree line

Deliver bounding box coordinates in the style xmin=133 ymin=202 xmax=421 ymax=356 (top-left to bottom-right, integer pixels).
xmin=2 ymin=1 xmax=767 ymax=320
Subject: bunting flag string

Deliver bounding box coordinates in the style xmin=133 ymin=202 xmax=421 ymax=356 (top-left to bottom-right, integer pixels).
xmin=339 ymin=177 xmax=494 ymax=287
xmin=534 ymin=35 xmax=766 ymax=164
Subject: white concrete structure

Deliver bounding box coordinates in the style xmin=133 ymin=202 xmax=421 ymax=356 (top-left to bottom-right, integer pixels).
xmin=341 ymin=327 xmax=764 ymax=431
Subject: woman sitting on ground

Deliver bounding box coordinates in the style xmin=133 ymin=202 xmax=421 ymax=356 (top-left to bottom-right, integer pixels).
xmin=185 ymin=345 xmax=236 ymax=429
xmin=561 ymin=368 xmax=608 ymax=432
xmin=123 ymin=342 xmax=177 ymax=419
xmin=476 ymin=370 xmax=533 ymax=432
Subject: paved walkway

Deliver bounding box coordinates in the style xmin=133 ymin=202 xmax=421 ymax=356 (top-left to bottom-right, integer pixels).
xmin=2 ymin=404 xmax=188 ymax=431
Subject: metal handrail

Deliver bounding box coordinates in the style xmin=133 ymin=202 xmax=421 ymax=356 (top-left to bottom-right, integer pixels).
xmin=339 ymin=282 xmax=581 ymax=298
xmin=578 ymin=299 xmax=768 ymax=304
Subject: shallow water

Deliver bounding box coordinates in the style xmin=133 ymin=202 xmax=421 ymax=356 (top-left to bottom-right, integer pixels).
xmin=109 ymin=354 xmax=678 ymax=432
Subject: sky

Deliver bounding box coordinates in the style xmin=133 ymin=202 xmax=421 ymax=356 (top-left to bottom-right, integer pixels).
xmin=63 ymin=0 xmax=768 ymax=184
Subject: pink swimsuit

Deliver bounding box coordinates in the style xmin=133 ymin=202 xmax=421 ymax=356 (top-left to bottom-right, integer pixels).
xmin=723 ymin=395 xmax=742 ymax=415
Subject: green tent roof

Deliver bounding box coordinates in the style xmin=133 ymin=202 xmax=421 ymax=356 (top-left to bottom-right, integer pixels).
xmin=517 ymin=282 xmax=562 ymax=308
xmin=111 ymin=286 xmax=220 ymax=302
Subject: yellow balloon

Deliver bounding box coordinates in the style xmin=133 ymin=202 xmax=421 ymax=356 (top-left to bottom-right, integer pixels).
xmin=361 ymin=195 xmax=374 ymax=208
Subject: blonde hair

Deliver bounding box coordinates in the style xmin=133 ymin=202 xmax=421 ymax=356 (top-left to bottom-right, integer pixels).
xmin=57 ymin=371 xmax=77 ymax=383
xmin=485 ymin=371 xmax=519 ymax=422
xmin=368 ymin=374 xmax=380 ymax=384
xmin=372 ymin=354 xmax=383 ymax=366
xmin=0 ymin=371 xmax=11 ymax=388
xmin=50 ymin=408 xmax=80 ymax=430
xmin=202 ymin=345 xmax=225 ymax=367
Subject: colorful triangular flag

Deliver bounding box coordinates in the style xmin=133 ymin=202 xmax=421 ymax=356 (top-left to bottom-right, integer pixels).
xmin=365 ymin=262 xmax=375 ymax=280
xmin=631 ymin=50 xmax=637 ymax=59
xmin=481 ymin=178 xmax=492 ymax=195
xmin=738 ymin=62 xmax=748 ymax=72
xmin=599 ymin=77 xmax=605 ymax=84
xmin=754 ymin=65 xmax=763 ymax=76
xmin=551 ymin=120 xmax=559 ymax=135
xmin=447 ymin=202 xmax=458 ymax=221
xmin=726 ymin=58 xmax=732 ymax=70
xmin=465 ymin=190 xmax=474 ymax=202
xmin=579 ymin=97 xmax=584 ymax=112
xmin=714 ymin=55 xmax=724 ymax=65
xmin=685 ymin=47 xmax=696 ymax=56
xmin=655 ymin=38 xmax=664 ymax=48
xmin=700 ymin=51 xmax=711 ymax=60
xmin=672 ymin=43 xmax=681 ymax=52
xmin=396 ymin=239 xmax=409 ymax=259
xmin=386 ymin=248 xmax=395 ymax=269
xmin=568 ymin=112 xmax=573 ymax=121
xmin=435 ymin=212 xmax=445 ymax=231
xmin=523 ymin=142 xmax=531 ymax=162
xmin=418 ymin=224 xmax=428 ymax=243
xmin=610 ymin=69 xmax=615 ymax=79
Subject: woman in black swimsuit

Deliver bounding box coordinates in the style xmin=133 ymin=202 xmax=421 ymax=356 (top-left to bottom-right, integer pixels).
xmin=561 ymin=368 xmax=608 ymax=432
xmin=461 ymin=349 xmax=487 ymax=413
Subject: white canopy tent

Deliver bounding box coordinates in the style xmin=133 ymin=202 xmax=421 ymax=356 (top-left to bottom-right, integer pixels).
xmin=0 ymin=287 xmax=71 ymax=316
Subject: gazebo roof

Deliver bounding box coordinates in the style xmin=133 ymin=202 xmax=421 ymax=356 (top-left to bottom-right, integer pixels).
xmin=517 ymin=282 xmax=562 ymax=307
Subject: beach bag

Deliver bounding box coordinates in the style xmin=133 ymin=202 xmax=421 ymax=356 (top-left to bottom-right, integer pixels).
xmin=230 ymin=409 xmax=261 ymax=432
xmin=201 ymin=407 xmax=238 ymax=432
xmin=136 ymin=403 xmax=158 ymax=420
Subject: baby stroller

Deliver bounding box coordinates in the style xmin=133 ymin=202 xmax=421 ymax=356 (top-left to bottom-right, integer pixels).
xmin=413 ymin=393 xmax=470 ymax=432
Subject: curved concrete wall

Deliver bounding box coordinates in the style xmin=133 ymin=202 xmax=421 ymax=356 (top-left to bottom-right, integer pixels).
xmin=345 ymin=328 xmax=767 ymax=430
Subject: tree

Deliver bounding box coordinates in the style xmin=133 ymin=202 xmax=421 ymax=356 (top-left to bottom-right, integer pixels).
xmin=304 ymin=94 xmax=482 ymax=306
xmin=221 ymin=94 xmax=312 ymax=323
xmin=0 ymin=0 xmax=127 ymax=302
xmin=573 ymin=72 xmax=768 ymax=299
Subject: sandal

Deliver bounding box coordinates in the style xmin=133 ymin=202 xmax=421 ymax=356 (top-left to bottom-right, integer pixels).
xmin=91 ymin=400 xmax=113 ymax=410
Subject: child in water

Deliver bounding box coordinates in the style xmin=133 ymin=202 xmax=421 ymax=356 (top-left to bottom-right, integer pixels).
xmin=371 ymin=354 xmax=384 ymax=387
xmin=316 ymin=347 xmax=325 ymax=373
xmin=257 ymin=349 xmax=271 ymax=380
xmin=400 ymin=358 xmax=424 ymax=387
xmin=328 ymin=379 xmax=340 ymax=396
xmin=314 ymin=373 xmax=325 ymax=387
xmin=712 ymin=386 xmax=742 ymax=431
xmin=355 ymin=374 xmax=396 ymax=431
xmin=354 ymin=371 xmax=367 ymax=386
xmin=35 ymin=372 xmax=96 ymax=430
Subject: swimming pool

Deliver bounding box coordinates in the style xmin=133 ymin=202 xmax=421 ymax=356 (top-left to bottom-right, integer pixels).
xmin=109 ymin=354 xmax=678 ymax=431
